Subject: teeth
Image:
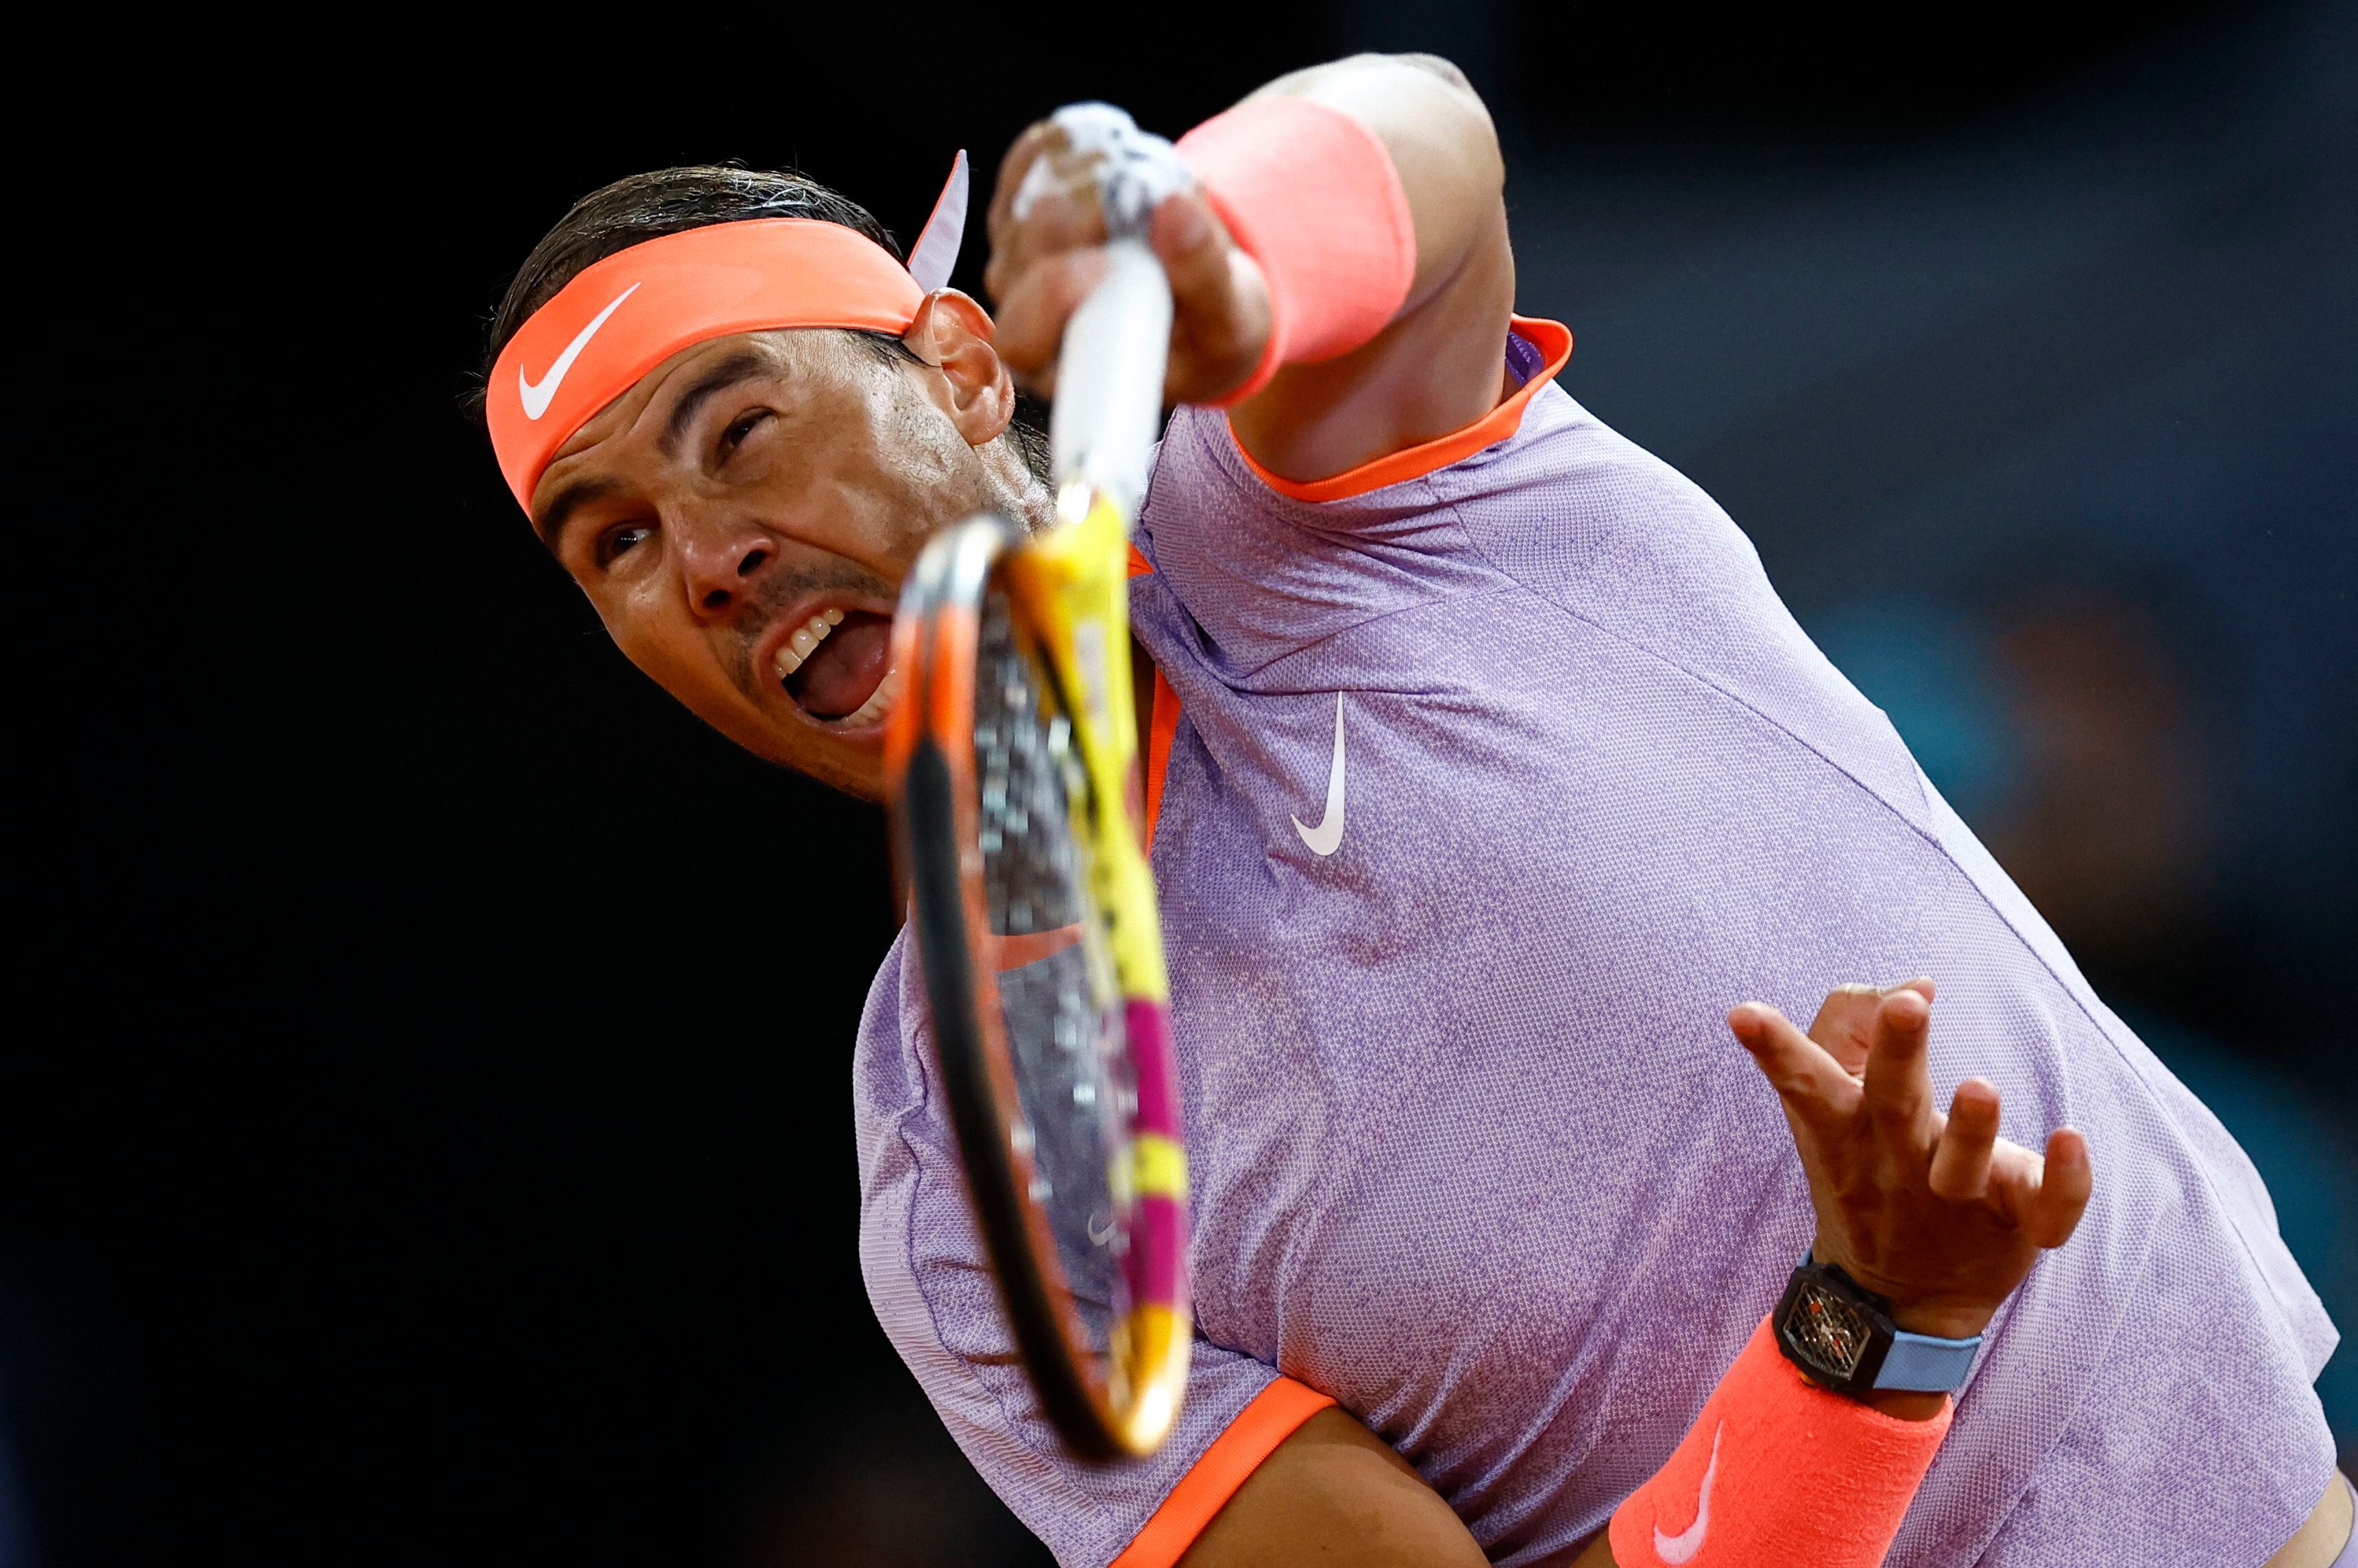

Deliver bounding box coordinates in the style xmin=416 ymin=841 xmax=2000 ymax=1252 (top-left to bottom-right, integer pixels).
xmin=836 ymin=665 xmax=902 ymax=728
xmin=772 ymin=611 xmax=842 ymax=681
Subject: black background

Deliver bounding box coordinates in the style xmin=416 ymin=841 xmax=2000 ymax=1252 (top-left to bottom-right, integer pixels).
xmin=16 ymin=3 xmax=2351 ymax=1564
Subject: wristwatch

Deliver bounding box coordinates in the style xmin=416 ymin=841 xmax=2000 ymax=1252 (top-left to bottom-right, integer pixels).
xmin=1773 ymin=1254 xmax=1983 ymax=1398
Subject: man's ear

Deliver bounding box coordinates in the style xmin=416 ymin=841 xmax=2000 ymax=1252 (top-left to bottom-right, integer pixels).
xmin=903 ymin=290 xmax=1014 ymax=448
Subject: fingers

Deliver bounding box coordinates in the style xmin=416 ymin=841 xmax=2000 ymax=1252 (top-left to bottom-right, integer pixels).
xmin=1984 ymin=1136 xmax=2043 ymax=1223
xmin=1984 ymin=1126 xmax=2093 ymax=1249
xmin=1729 ymin=1002 xmax=1864 ymax=1138
xmin=1928 ymin=1077 xmax=2001 ymax=1199
xmin=1806 ymin=984 xmax=1884 ymax=1074
xmin=2026 ymin=1128 xmax=2093 ymax=1249
xmin=1859 ymin=988 xmax=1937 ymax=1144
xmin=984 ymin=188 xmax=1107 ymax=310
xmin=986 ymin=120 xmax=1272 ymax=406
xmin=984 ymin=119 xmax=1109 ymax=310
xmin=990 ymin=248 xmax=1112 ymax=393
xmin=988 ymin=121 xmax=1062 ymax=236
xmin=1150 ymin=192 xmax=1226 ymax=295
xmin=1006 ymin=186 xmax=1108 ymax=265
xmin=1150 ymin=193 xmax=1272 ymax=404
xmin=1808 ymin=978 xmax=1935 ymax=1075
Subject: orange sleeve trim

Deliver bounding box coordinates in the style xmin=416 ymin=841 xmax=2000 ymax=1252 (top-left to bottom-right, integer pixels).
xmin=1143 ymin=669 xmax=1180 ymax=850
xmin=1223 ymin=316 xmax=1573 ymax=504
xmin=1126 ymin=545 xmax=1181 ymax=850
xmin=1110 ymin=1377 xmax=1337 ymax=1568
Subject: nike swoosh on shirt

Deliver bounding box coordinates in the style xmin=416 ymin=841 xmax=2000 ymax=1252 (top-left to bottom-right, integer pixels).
xmin=517 ymin=282 xmax=641 ymax=420
xmin=1292 ymin=693 xmax=1346 ymax=857
xmin=1651 ymin=1421 xmax=1723 ymax=1565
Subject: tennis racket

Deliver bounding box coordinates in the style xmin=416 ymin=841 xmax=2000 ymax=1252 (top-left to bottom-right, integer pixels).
xmin=885 ymin=225 xmax=1189 ymax=1460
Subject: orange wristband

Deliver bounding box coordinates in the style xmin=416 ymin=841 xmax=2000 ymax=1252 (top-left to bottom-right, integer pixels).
xmin=1176 ymin=97 xmax=1417 ymax=405
xmin=1608 ymin=1316 xmax=1951 ymax=1567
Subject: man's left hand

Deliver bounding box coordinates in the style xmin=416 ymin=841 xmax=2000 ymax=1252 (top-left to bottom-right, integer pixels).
xmin=1731 ymin=981 xmax=2095 ymax=1346
xmin=983 ymin=120 xmax=1273 ymax=405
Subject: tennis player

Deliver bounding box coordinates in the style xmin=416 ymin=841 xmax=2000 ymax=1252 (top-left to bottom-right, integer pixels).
xmin=476 ymin=55 xmax=2349 ymax=1567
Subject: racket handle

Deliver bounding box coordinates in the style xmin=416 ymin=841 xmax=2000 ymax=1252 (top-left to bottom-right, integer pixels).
xmin=1049 ymin=236 xmax=1171 ymax=519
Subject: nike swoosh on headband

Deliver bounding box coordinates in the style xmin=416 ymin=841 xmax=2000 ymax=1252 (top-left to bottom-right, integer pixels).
xmin=518 ymin=282 xmax=642 ymax=421
xmin=1293 ymin=692 xmax=1346 ymax=857
xmin=1651 ymin=1421 xmax=1723 ymax=1565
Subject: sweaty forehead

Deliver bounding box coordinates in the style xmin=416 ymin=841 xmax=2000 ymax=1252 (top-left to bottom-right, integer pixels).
xmin=528 ymin=329 xmax=877 ymax=529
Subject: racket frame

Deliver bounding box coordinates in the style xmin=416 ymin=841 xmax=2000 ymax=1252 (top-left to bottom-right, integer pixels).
xmin=888 ymin=498 xmax=1189 ymax=1460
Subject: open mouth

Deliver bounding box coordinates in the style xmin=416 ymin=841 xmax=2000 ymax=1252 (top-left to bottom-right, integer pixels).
xmin=772 ymin=607 xmax=900 ymax=728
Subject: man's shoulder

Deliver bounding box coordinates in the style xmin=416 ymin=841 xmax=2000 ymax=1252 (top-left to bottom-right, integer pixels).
xmin=1142 ymin=379 xmax=1934 ymax=832
xmin=1440 ymin=386 xmax=1765 ymax=617
xmin=851 ymin=927 xmax=934 ymax=1174
xmin=1429 ymin=391 xmax=1945 ymax=825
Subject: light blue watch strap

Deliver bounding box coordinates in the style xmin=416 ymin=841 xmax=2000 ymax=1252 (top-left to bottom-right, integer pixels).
xmin=1873 ymin=1328 xmax=1983 ymax=1393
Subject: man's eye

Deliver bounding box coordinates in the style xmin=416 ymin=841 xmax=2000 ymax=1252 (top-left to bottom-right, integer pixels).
xmin=721 ymin=409 xmax=770 ymax=452
xmin=598 ymin=524 xmax=653 ymax=567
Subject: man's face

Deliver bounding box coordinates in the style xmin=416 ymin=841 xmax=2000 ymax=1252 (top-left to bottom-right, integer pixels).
xmin=528 ymin=319 xmax=1036 ymax=798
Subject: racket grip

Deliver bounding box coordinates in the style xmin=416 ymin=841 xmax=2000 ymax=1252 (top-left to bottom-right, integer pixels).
xmin=1049 ymin=236 xmax=1172 ymax=518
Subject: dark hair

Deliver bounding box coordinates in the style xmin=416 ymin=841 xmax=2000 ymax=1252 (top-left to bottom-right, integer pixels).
xmin=472 ymin=164 xmax=1049 ymax=480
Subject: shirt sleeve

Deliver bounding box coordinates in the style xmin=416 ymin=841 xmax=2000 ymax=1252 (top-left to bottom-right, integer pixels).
xmin=853 ymin=931 xmax=1331 ymax=1567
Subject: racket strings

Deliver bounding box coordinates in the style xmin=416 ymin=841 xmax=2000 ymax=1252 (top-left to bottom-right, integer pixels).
xmin=972 ymin=587 xmax=1128 ymax=1323
xmin=975 ymin=590 xmax=1082 ymax=939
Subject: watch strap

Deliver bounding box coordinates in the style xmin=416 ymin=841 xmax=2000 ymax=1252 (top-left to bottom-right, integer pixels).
xmin=1777 ymin=1253 xmax=1984 ymax=1397
xmin=1873 ymin=1326 xmax=1983 ymax=1392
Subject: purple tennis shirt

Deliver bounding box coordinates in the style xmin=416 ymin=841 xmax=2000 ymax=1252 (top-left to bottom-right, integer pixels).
xmin=854 ymin=322 xmax=2339 ymax=1565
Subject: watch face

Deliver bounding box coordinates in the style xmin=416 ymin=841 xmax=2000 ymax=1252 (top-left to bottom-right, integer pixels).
xmin=1785 ymin=1278 xmax=1874 ymax=1379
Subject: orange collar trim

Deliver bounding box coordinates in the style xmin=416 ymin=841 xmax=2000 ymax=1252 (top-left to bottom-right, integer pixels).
xmin=1222 ymin=316 xmax=1572 ymax=504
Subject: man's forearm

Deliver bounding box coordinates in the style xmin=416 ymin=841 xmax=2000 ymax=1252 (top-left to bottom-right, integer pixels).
xmin=1213 ymin=53 xmax=1517 ymax=483
xmin=1241 ymin=53 xmax=1504 ymax=314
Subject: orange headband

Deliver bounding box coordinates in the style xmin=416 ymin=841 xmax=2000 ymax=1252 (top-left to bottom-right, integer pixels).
xmin=487 ymin=154 xmax=969 ymax=514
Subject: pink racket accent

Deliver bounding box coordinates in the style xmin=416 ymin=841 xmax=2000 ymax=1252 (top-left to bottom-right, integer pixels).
xmin=1126 ymin=999 xmax=1183 ymax=1138
xmin=1128 ymin=1194 xmax=1187 ymax=1309
xmin=1122 ymin=998 xmax=1187 ymax=1314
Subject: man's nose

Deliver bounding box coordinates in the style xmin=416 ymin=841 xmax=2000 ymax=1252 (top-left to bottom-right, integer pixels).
xmin=677 ymin=520 xmax=778 ymax=622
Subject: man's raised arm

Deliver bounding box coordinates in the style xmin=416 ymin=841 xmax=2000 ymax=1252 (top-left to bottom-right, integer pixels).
xmin=985 ymin=53 xmax=1513 ymax=486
